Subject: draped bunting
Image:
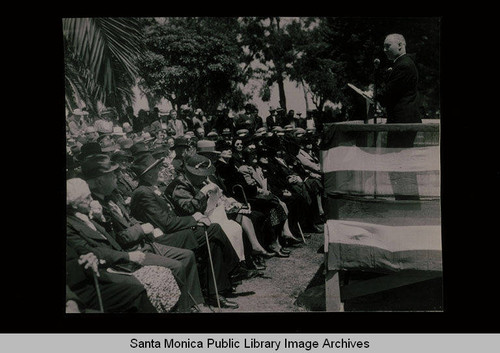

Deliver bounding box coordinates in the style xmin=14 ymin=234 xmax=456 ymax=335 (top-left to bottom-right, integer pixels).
xmin=321 ymin=121 xmax=442 ymax=274
xmin=321 ymin=146 xmax=440 ymax=199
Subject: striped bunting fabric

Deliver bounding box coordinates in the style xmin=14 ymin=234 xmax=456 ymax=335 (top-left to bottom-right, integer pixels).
xmin=321 ymin=121 xmax=442 ymax=274
xmin=321 ymin=145 xmax=440 ymax=199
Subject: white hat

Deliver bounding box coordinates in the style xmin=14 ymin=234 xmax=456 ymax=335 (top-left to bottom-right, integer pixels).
xmin=141 ymin=132 xmax=154 ymax=142
xmin=122 ymin=122 xmax=133 ymax=133
xmin=73 ymin=108 xmax=89 ymax=116
xmin=112 ymin=126 xmax=125 ymax=136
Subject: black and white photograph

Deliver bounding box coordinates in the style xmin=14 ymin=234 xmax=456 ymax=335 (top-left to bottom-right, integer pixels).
xmin=62 ymin=17 xmax=443 ymax=316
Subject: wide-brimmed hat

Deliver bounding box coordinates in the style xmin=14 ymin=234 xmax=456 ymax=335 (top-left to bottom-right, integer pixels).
xmin=85 ymin=126 xmax=97 ymax=134
xmin=112 ymin=126 xmax=125 ymax=136
xmin=236 ymin=129 xmax=249 ymax=137
xmin=130 ymin=141 xmax=150 ymax=157
xmin=132 ymin=135 xmax=145 ymax=145
xmin=141 ymin=132 xmax=155 ymax=142
xmin=78 ymin=142 xmax=102 ymax=161
xmin=117 ymin=137 xmax=134 ymax=150
xmin=111 ymin=149 xmax=133 ymax=163
xmin=185 ymin=154 xmax=215 ymax=176
xmin=81 ymin=154 xmax=119 ymax=180
xmin=100 ymin=138 xmax=118 ymax=152
xmin=197 ymin=140 xmax=220 ymax=155
xmin=294 ymin=128 xmax=307 ymax=137
xmin=122 ymin=122 xmax=133 ymax=133
xmin=221 ymin=128 xmax=232 ymax=136
xmin=131 ymin=153 xmax=163 ymax=179
xmin=151 ymin=145 xmax=169 ymax=159
xmin=206 ymin=131 xmax=219 ymax=139
xmin=97 ymin=133 xmax=112 ymax=142
xmin=174 ymin=136 xmax=189 ymax=148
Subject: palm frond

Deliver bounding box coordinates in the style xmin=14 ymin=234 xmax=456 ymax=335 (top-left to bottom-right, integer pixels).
xmin=63 ymin=17 xmax=143 ymax=100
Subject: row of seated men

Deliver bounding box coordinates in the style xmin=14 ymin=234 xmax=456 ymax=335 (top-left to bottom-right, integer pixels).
xmin=66 ymin=123 xmax=325 ymax=313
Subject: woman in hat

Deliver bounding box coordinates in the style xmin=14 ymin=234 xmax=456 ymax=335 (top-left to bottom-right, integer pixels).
xmin=66 ymin=178 xmax=182 ymax=312
xmin=198 ymin=141 xmax=275 ymax=268
xmin=237 ymin=148 xmax=299 ymax=256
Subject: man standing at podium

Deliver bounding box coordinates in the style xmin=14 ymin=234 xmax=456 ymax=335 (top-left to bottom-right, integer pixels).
xmin=377 ymin=33 xmax=421 ymax=148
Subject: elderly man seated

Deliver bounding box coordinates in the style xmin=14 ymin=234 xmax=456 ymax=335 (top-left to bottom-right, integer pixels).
xmin=129 ymin=153 xmax=241 ymax=308
xmin=165 ymin=153 xmax=249 ymax=267
xmin=67 ymin=178 xmax=196 ymax=312
xmin=66 ymin=244 xmax=157 ymax=313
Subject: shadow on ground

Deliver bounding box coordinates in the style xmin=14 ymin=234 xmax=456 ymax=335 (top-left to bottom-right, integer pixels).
xmin=295 ymin=264 xmax=443 ymax=312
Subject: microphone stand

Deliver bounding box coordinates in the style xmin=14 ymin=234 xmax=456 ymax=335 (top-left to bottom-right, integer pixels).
xmin=373 ymin=61 xmax=379 ymax=125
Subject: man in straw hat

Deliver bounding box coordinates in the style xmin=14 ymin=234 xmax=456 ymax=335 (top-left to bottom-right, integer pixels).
xmin=68 ymin=108 xmax=90 ymax=137
xmin=129 ymin=153 xmax=240 ymax=308
xmin=80 ymin=155 xmax=204 ymax=312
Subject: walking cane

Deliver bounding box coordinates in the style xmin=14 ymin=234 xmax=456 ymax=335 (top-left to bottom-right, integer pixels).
xmin=297 ymin=221 xmax=307 ymax=244
xmin=203 ymin=225 xmax=221 ymax=311
xmin=91 ymin=271 xmax=104 ymax=313
xmin=232 ymin=184 xmax=249 ymax=208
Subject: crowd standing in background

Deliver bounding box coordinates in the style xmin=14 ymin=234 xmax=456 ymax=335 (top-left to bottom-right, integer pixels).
xmin=66 ymin=103 xmax=327 ymax=313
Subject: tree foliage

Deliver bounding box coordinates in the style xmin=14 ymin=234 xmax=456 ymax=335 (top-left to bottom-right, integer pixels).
xmin=135 ymin=17 xmax=248 ymax=114
xmin=239 ymin=17 xmax=310 ymax=111
xmin=314 ymin=17 xmax=440 ymax=114
xmin=63 ymin=17 xmax=440 ymax=120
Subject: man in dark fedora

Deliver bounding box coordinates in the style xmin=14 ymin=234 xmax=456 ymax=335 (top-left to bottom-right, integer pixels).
xmin=111 ymin=150 xmax=137 ymax=205
xmin=129 ymin=153 xmax=240 ymax=308
xmin=129 ymin=141 xmax=151 ymax=160
xmin=77 ymin=142 xmax=103 ymax=163
xmin=81 ymin=154 xmax=204 ymax=312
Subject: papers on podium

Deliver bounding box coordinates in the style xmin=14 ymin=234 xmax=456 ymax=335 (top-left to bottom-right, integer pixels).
xmin=348 ymin=83 xmax=374 ymax=104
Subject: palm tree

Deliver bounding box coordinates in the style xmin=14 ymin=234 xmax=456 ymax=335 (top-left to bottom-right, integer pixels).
xmin=62 ymin=17 xmax=144 ymax=117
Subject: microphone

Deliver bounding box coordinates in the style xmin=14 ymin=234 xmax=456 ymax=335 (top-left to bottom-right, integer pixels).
xmin=373 ymin=58 xmax=380 ymax=69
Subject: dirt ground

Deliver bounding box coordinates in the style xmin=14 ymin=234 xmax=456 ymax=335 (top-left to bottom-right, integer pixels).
xmin=202 ymin=225 xmax=443 ymax=313
xmin=203 ymin=230 xmax=325 ymax=313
